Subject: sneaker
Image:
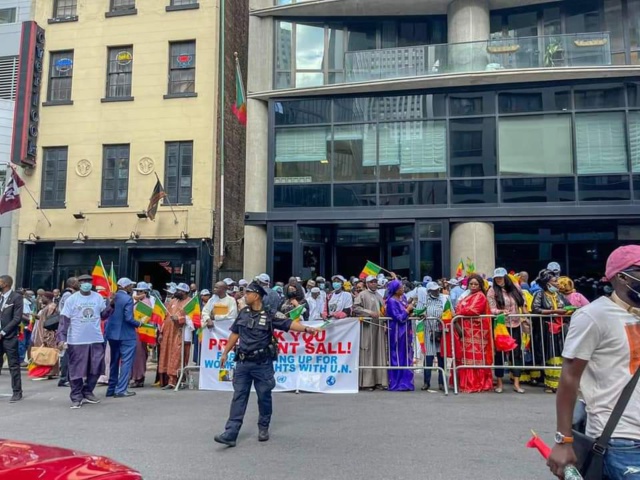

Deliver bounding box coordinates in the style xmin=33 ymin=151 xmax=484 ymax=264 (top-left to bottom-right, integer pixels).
xmin=83 ymin=394 xmax=101 ymax=404
xmin=258 ymin=429 xmax=270 ymax=442
xmin=214 ymin=433 xmax=237 ymax=447
xmin=70 ymin=401 xmax=82 ymax=409
xmin=58 ymin=381 xmax=70 ymax=388
xmin=9 ymin=392 xmax=22 ymax=403
xmin=114 ymin=391 xmax=136 ymax=398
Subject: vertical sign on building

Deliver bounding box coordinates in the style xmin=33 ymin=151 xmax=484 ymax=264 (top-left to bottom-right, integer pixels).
xmin=11 ymin=21 xmax=45 ymax=168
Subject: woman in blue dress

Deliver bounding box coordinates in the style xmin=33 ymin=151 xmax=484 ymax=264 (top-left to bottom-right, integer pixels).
xmin=385 ymin=279 xmax=415 ymax=391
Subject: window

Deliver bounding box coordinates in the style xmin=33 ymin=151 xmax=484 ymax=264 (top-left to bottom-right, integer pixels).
xmin=0 ymin=8 xmax=17 ymax=24
xmin=101 ymin=145 xmax=130 ymax=207
xmin=0 ymin=56 xmax=19 ymax=100
xmin=449 ymin=118 xmax=497 ymax=177
xmin=168 ymin=41 xmax=196 ymax=94
xmin=630 ymin=111 xmax=640 ymax=172
xmin=275 ymin=127 xmax=331 ymax=183
xmin=333 ymin=124 xmax=376 ymax=181
xmin=170 ymin=0 xmax=198 ymax=4
xmin=110 ymin=0 xmax=135 ymax=11
xmin=575 ymin=112 xmax=628 ymax=174
xmin=499 ymin=115 xmax=573 ymax=175
xmin=48 ymin=51 xmax=74 ymax=102
xmin=41 ymin=148 xmax=68 ymax=208
xmin=53 ymin=0 xmax=77 ymax=19
xmin=164 ymin=141 xmax=193 ymax=205
xmin=106 ymin=46 xmax=133 ymax=98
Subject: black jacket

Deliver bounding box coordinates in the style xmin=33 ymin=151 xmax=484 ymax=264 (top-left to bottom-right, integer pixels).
xmin=0 ymin=291 xmax=25 ymax=340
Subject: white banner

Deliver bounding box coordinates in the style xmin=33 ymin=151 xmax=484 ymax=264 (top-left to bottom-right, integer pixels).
xmin=199 ymin=318 xmax=360 ymax=394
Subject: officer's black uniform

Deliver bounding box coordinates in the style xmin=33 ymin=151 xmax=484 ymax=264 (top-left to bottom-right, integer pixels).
xmin=215 ymin=283 xmax=292 ymax=447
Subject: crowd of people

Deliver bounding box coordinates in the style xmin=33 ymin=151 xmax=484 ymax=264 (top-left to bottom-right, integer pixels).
xmin=1 ymin=261 xmax=602 ymax=404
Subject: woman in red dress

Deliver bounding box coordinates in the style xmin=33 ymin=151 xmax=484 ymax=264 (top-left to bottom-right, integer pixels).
xmin=455 ymin=274 xmax=493 ymax=393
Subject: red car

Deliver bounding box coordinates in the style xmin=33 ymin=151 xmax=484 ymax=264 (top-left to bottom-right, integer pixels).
xmin=0 ymin=439 xmax=142 ymax=479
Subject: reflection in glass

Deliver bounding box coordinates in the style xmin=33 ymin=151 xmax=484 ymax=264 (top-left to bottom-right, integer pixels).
xmin=419 ymin=223 xmax=442 ymax=239
xmin=378 ymin=121 xmax=447 ymax=180
xmin=499 ymin=88 xmax=570 ymax=113
xmin=378 ymin=181 xmax=447 ymax=206
xmin=449 ymin=118 xmax=497 ymax=177
xmin=327 ymin=24 xmax=345 ymax=70
xmin=347 ymin=22 xmax=377 ymax=51
xmin=296 ymin=23 xmax=324 ymax=69
xmin=574 ymin=86 xmax=625 ymax=109
xmin=604 ymin=0 xmax=625 ymax=51
xmin=578 ymin=175 xmax=630 ymax=201
xmin=274 ymin=185 xmax=331 ymax=208
xmin=274 ymin=99 xmax=331 ymax=126
xmin=334 ymin=183 xmax=377 ymax=207
xmin=576 ymin=112 xmax=627 ymax=174
xmin=420 ymin=241 xmax=442 ymax=280
xmin=295 ymin=72 xmax=324 ymax=88
xmin=499 ymin=115 xmax=573 ymax=175
xmin=451 ymin=179 xmax=498 ymax=204
xmin=450 ymin=93 xmax=492 ymax=116
xmin=273 ymin=242 xmax=293 ymax=283
xmin=630 ymin=0 xmax=640 ymax=49
xmin=273 ymin=226 xmax=293 ymax=240
xmin=275 ymin=127 xmax=330 ymax=182
xmin=630 ymin=111 xmax=640 ymax=172
xmin=276 ymin=22 xmax=293 ymax=71
xmin=501 ymin=177 xmax=576 ymax=203
xmin=333 ymin=124 xmax=377 ymax=181
xmin=565 ymin=0 xmax=601 ymax=34
xmin=334 ymin=97 xmax=376 ymax=123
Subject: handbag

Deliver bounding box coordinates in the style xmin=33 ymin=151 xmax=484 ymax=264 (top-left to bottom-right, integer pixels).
xmin=31 ymin=346 xmax=59 ymax=367
xmin=43 ymin=313 xmax=60 ymax=331
xmin=572 ymin=365 xmax=640 ymax=479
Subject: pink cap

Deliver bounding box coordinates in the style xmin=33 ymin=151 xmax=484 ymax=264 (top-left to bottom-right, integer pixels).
xmin=605 ymin=245 xmax=640 ymax=280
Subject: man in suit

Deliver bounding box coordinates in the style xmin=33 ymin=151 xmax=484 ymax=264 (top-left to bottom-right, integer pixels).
xmin=105 ymin=278 xmax=142 ymax=398
xmin=0 ymin=275 xmax=25 ymax=402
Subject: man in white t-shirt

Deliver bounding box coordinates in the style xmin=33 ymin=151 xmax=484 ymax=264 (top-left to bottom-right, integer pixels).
xmin=57 ymin=274 xmax=107 ymax=409
xmin=203 ymin=281 xmax=238 ymax=326
xmin=548 ymin=246 xmax=640 ymax=479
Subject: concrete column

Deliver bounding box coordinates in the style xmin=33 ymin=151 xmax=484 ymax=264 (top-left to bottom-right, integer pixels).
xmin=243 ymin=225 xmax=267 ymax=278
xmin=243 ymin=5 xmax=273 ymax=276
xmin=447 ymin=0 xmax=490 ymax=72
xmin=450 ymin=222 xmax=495 ymax=277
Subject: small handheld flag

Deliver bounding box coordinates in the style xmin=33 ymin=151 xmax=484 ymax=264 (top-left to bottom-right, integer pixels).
xmin=455 ymin=259 xmax=465 ymax=278
xmin=92 ymin=257 xmax=111 ymax=298
xmin=415 ymin=320 xmax=426 ymax=354
xmin=493 ymin=314 xmax=517 ymax=352
xmin=184 ymin=294 xmax=202 ymax=329
xmin=288 ymin=304 xmax=306 ymax=322
xmin=359 ymin=260 xmax=382 ymax=280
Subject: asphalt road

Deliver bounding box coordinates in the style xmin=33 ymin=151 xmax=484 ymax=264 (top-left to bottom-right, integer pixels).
xmin=1 ymin=372 xmax=556 ymax=480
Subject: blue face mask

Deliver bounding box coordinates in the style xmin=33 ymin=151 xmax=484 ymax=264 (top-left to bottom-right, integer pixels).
xmin=548 ymin=286 xmax=559 ymax=293
xmin=80 ymin=283 xmax=92 ymax=293
xmin=318 ymin=283 xmax=326 ymax=290
xmin=332 ymin=282 xmax=342 ymax=291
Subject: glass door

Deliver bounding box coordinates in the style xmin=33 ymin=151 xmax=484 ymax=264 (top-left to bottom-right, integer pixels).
xmin=301 ymin=243 xmax=325 ymax=280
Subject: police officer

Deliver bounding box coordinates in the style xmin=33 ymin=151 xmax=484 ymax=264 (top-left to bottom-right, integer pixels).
xmin=214 ymin=281 xmax=318 ymax=447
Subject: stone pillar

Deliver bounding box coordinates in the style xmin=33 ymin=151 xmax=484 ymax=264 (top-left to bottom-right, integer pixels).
xmin=243 ymin=5 xmax=272 ymax=278
xmin=450 ymin=222 xmax=495 ymax=277
xmin=447 ymin=0 xmax=490 ymax=72
xmin=244 ymin=225 xmax=267 ymax=279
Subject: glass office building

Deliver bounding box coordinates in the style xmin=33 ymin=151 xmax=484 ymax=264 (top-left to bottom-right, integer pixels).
xmin=244 ymin=0 xmax=640 ymax=281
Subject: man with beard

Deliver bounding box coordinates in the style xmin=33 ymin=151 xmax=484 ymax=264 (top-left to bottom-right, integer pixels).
xmin=57 ymin=275 xmax=107 ymax=409
xmin=158 ymin=283 xmax=191 ymax=389
xmin=353 ymin=275 xmax=388 ymax=391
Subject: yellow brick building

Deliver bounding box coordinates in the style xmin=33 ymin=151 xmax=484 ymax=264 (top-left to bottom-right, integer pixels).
xmin=16 ymin=0 xmax=222 ymax=289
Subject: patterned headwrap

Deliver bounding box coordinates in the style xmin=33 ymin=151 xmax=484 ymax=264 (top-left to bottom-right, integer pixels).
xmin=386 ymin=279 xmax=403 ymax=298
xmin=557 ymin=276 xmax=575 ymax=295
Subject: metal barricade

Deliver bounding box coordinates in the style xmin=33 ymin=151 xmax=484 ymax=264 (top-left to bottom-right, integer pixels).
xmin=358 ymin=316 xmax=449 ymax=395
xmin=450 ymin=313 xmax=572 ymax=395
xmin=175 ymin=328 xmax=203 ymax=392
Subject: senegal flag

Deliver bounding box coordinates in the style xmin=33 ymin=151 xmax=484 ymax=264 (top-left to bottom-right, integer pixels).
xmin=151 ymin=299 xmax=167 ymax=326
xmin=134 ymin=301 xmax=153 ymax=323
xmin=288 ymin=304 xmax=306 ymax=322
xmin=359 ymin=260 xmax=382 ymax=280
xmin=92 ymin=256 xmax=111 ymax=298
xmin=455 ymin=259 xmax=465 ymax=278
xmin=494 ymin=313 xmax=517 ymax=352
xmin=184 ymin=294 xmax=201 ymax=329
xmin=137 ymin=323 xmax=157 ymax=346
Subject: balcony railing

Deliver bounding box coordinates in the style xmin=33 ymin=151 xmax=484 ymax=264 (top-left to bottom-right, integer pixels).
xmin=345 ymin=32 xmax=612 ymax=83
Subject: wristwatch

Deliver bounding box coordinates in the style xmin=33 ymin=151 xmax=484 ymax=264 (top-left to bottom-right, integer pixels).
xmin=554 ymin=432 xmax=574 ymax=444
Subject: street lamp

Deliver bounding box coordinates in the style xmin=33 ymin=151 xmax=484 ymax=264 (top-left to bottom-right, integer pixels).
xmin=73 ymin=232 xmax=88 ymax=244
xmin=176 ymin=231 xmax=188 ymax=245
xmin=125 ymin=232 xmax=139 ymax=244
xmin=23 ymin=233 xmax=40 ymax=246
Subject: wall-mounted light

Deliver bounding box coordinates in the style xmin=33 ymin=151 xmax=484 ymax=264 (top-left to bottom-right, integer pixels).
xmin=175 ymin=231 xmax=189 ymax=245
xmin=73 ymin=212 xmax=86 ymax=220
xmin=136 ymin=211 xmax=148 ymax=219
xmin=125 ymin=232 xmax=140 ymax=244
xmin=23 ymin=233 xmax=40 ymax=246
xmin=73 ymin=232 xmax=88 ymax=244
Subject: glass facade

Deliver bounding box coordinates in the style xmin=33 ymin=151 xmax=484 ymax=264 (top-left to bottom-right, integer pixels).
xmin=272 ymin=81 xmax=640 ymax=209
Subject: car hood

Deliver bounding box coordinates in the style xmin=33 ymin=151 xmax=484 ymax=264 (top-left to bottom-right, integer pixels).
xmin=0 ymin=439 xmax=142 ymax=479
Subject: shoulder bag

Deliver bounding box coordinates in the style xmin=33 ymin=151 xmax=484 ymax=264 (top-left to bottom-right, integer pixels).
xmin=573 ymin=365 xmax=640 ymax=479
xmin=31 ymin=346 xmax=59 ymax=367
xmin=43 ymin=313 xmax=60 ymax=331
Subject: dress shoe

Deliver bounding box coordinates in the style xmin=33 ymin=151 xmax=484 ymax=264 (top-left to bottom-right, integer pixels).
xmin=258 ymin=429 xmax=270 ymax=442
xmin=214 ymin=433 xmax=236 ymax=447
xmin=9 ymin=392 xmax=22 ymax=403
xmin=114 ymin=391 xmax=136 ymax=398
xmin=58 ymin=381 xmax=70 ymax=387
xmin=83 ymin=394 xmax=101 ymax=404
xmin=106 ymin=391 xmax=115 ymax=397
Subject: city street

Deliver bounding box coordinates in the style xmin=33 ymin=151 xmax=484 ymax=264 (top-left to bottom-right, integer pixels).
xmin=2 ymin=372 xmax=557 ymax=480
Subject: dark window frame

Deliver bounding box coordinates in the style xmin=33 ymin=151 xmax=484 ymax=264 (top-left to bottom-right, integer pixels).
xmin=168 ymin=40 xmax=196 ymax=95
xmin=0 ymin=7 xmax=17 ymax=24
xmin=105 ymin=46 xmax=133 ymax=99
xmin=110 ymin=0 xmax=136 ymax=11
xmin=101 ymin=144 xmax=130 ymax=207
xmin=41 ymin=147 xmax=68 ymax=209
xmin=164 ymin=141 xmax=193 ymax=205
xmin=53 ymin=0 xmax=77 ymax=19
xmin=47 ymin=50 xmax=74 ymax=102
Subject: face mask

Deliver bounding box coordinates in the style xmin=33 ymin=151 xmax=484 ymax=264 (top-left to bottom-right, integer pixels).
xmin=429 ymin=292 xmax=439 ymax=299
xmin=286 ymin=291 xmax=296 ymax=299
xmin=548 ymin=286 xmax=559 ymax=294
xmin=332 ymin=282 xmax=342 ymax=291
xmin=318 ymin=283 xmax=325 ymax=290
xmin=80 ymin=283 xmax=92 ymax=293
xmin=621 ymin=272 xmax=640 ymax=304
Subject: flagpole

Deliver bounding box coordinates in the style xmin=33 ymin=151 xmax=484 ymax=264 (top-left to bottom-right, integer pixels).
xmin=11 ymin=166 xmax=52 ymax=227
xmin=154 ymin=172 xmax=179 ymax=225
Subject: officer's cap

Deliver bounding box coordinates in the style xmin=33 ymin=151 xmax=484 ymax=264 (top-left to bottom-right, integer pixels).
xmin=246 ymin=281 xmax=266 ymax=297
